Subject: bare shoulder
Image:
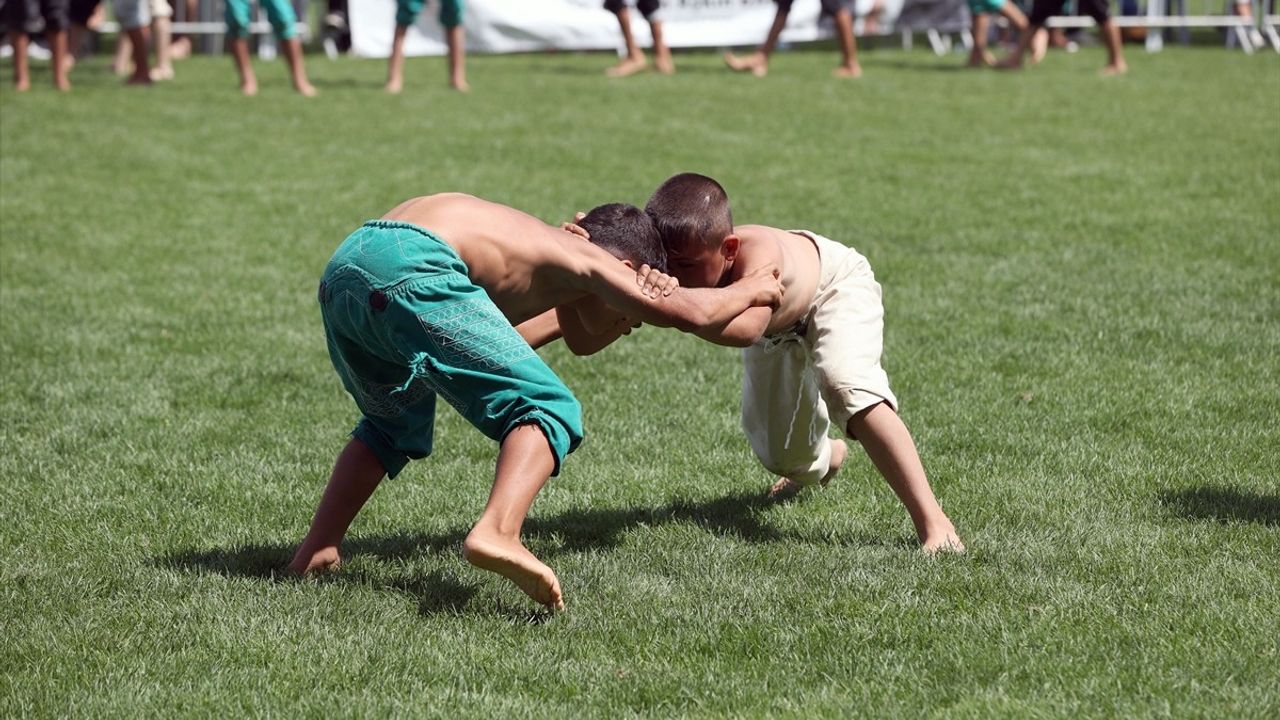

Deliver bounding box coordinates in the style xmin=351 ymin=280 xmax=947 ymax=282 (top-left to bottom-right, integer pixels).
xmin=731 ymin=224 xmax=787 ymax=272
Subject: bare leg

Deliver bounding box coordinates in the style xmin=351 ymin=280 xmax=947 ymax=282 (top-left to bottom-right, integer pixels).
xmin=1000 ymin=2 xmax=1030 ymax=36
xmin=998 ymin=23 xmax=1040 ymax=69
xmin=968 ymin=13 xmax=994 ymax=66
xmin=650 ymin=20 xmax=673 ymax=74
xmin=171 ymin=0 xmax=196 ymax=57
xmin=385 ymin=24 xmax=407 ymax=93
xmin=47 ymin=29 xmax=71 ymax=90
xmin=726 ymin=8 xmax=787 ymax=76
xmin=832 ymin=9 xmax=862 ymax=77
xmin=123 ymin=27 xmax=151 ymax=85
xmin=1030 ymin=27 xmax=1048 ymax=62
xmin=461 ymin=424 xmax=565 ymax=611
xmin=113 ymin=30 xmax=131 ymax=75
xmin=281 ymin=37 xmax=316 ymax=95
xmin=605 ymin=7 xmax=647 ymax=77
xmin=446 ymin=24 xmax=468 ymax=90
xmin=847 ymin=402 xmax=963 ymax=553
xmin=67 ymin=24 xmax=86 ymax=70
xmin=150 ymin=16 xmax=174 ymax=80
xmin=767 ymin=437 xmax=850 ymax=501
xmin=229 ymin=37 xmax=256 ymax=94
xmin=288 ymin=438 xmax=387 ymax=574
xmin=1097 ymin=19 xmax=1127 ymax=75
xmin=9 ymin=31 xmax=31 ymax=91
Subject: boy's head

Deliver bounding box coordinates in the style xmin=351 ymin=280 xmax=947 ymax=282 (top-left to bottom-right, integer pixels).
xmin=644 ymin=173 xmax=737 ymax=288
xmin=577 ymin=202 xmax=667 ymax=273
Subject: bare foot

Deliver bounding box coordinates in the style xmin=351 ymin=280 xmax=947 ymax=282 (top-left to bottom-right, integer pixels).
xmin=654 ymin=51 xmax=675 ymax=75
xmin=833 ymin=62 xmax=863 ymax=79
xmin=605 ymin=55 xmax=647 ymax=78
xmin=55 ymin=77 xmax=71 ymax=91
xmin=920 ymin=520 xmax=965 ymax=555
xmin=385 ymin=77 xmax=402 ymax=94
xmin=767 ymin=438 xmax=850 ymax=501
xmin=967 ymin=50 xmax=996 ymax=67
xmin=171 ymin=37 xmax=192 ymax=60
xmin=240 ymin=78 xmax=258 ymax=96
xmin=724 ymin=51 xmax=767 ymax=77
xmin=1100 ymin=61 xmax=1128 ymax=77
xmin=150 ymin=66 xmax=174 ymax=81
xmin=294 ymin=80 xmax=317 ymax=97
xmin=450 ymin=77 xmax=469 ymax=92
xmin=463 ymin=529 xmax=564 ymax=611
xmin=1030 ymin=32 xmax=1048 ymax=63
xmin=287 ymin=544 xmax=341 ymax=575
xmin=14 ymin=78 xmax=31 ymax=92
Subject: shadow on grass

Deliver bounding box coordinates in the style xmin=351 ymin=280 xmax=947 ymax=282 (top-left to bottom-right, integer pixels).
xmin=1159 ymin=486 xmax=1280 ymax=526
xmin=862 ymin=58 xmax=970 ymax=73
xmin=159 ymin=488 xmax=894 ymax=616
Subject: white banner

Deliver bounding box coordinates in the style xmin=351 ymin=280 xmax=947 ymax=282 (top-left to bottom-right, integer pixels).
xmin=350 ymin=0 xmax=830 ymax=58
xmin=346 ymin=0 xmax=965 ymax=58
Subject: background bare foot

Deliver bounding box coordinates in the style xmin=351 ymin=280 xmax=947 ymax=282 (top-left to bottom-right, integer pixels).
xmin=605 ymin=55 xmax=647 ymax=78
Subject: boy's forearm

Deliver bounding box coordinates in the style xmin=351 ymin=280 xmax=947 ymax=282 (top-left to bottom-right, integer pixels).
xmin=515 ymin=309 xmax=563 ymax=349
xmin=693 ymin=307 xmax=771 ymax=347
xmin=670 ymin=282 xmax=761 ymax=331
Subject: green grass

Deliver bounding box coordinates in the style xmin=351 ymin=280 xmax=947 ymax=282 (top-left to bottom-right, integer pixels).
xmin=2 ymin=46 xmax=1278 ymax=718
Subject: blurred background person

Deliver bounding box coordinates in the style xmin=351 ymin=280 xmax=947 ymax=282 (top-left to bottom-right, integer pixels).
xmin=999 ymin=0 xmax=1125 ymax=73
xmin=5 ymin=0 xmax=71 ymax=90
xmin=604 ymin=0 xmax=673 ymax=76
xmin=224 ymin=0 xmax=314 ymax=95
xmin=385 ymin=0 xmax=467 ymax=93
xmin=725 ymin=0 xmax=862 ymax=78
xmin=111 ymin=0 xmax=172 ymax=79
xmin=965 ymin=0 xmax=1029 ymax=66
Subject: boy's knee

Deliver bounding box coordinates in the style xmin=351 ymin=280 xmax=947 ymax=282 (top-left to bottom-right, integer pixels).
xmin=352 ymin=418 xmax=413 ymax=479
xmin=754 ymin=439 xmax=831 ymax=486
xmin=508 ymin=398 xmax=583 ymax=477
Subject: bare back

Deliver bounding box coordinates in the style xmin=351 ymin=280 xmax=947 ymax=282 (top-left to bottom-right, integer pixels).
xmin=732 ymin=224 xmax=822 ymax=334
xmin=384 ymin=194 xmax=592 ymax=325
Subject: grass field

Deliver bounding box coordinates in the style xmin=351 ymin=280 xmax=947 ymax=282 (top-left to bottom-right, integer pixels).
xmin=2 ymin=45 xmax=1278 ymax=717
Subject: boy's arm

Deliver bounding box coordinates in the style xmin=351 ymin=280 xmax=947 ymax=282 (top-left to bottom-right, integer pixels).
xmin=580 ymin=258 xmax=781 ymax=334
xmin=555 ymin=304 xmax=634 ymax=356
xmin=634 ymin=263 xmax=762 ymax=348
xmin=691 ymin=307 xmax=774 ymax=348
xmin=515 ymin=309 xmax=563 ymax=350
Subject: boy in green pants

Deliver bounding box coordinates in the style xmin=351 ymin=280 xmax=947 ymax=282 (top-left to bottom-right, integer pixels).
xmin=288 ymin=194 xmax=782 ymax=610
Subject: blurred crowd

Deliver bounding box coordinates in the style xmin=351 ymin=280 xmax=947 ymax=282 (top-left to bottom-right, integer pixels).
xmin=0 ymin=0 xmax=1270 ymax=93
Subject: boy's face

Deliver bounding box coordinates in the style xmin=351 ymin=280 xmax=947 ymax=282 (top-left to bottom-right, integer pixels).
xmin=665 ymin=237 xmax=734 ymax=289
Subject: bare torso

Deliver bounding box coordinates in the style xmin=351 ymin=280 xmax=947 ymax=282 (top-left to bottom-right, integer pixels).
xmin=383 ymin=193 xmax=589 ymax=325
xmin=732 ymin=224 xmax=822 ymax=335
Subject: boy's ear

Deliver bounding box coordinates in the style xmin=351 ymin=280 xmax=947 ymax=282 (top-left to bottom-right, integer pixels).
xmin=622 ymin=259 xmax=635 ymax=269
xmin=721 ymin=234 xmax=741 ymax=262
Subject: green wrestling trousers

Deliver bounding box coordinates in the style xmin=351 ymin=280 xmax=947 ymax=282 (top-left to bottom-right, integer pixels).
xmin=318 ymin=220 xmax=583 ymax=479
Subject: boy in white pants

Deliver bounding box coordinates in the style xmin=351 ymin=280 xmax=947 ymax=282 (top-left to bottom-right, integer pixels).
xmin=640 ymin=173 xmax=963 ymax=553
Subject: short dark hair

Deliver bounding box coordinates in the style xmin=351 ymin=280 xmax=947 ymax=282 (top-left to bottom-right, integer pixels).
xmin=578 ymin=203 xmax=667 ymax=272
xmin=643 ymin=173 xmax=734 ymax=255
